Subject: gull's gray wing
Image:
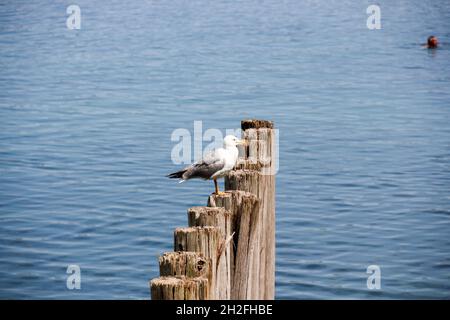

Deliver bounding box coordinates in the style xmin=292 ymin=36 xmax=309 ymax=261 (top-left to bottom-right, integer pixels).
xmin=182 ymin=150 xmax=225 ymax=180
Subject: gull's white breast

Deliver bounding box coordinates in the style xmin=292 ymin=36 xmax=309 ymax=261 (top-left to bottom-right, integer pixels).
xmin=211 ymin=146 xmax=239 ymax=178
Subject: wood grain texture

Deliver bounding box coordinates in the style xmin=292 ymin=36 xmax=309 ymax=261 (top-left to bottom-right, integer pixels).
xmin=159 ymin=251 xmax=210 ymax=278
xmin=187 ymin=207 xmax=232 ymax=299
xmin=174 ymin=226 xmax=228 ymax=299
xmin=150 ymin=276 xmax=209 ymax=300
xmin=208 ymin=190 xmax=261 ymax=299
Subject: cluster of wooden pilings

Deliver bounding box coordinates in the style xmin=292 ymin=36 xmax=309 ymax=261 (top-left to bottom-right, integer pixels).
xmin=150 ymin=119 xmax=276 ymax=300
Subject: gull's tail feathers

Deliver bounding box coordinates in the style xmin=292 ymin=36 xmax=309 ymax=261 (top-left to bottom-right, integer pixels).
xmin=166 ymin=169 xmax=187 ymax=180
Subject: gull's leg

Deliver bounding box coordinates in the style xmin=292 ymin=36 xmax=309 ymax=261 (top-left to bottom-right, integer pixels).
xmin=213 ymin=178 xmax=226 ymax=196
xmin=214 ymin=178 xmax=219 ymax=194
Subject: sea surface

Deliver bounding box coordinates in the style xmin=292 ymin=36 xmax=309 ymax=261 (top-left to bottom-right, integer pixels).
xmin=1 ymin=0 xmax=450 ymax=299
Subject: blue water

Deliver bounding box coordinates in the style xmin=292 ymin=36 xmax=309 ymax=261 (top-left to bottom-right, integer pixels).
xmin=1 ymin=0 xmax=450 ymax=299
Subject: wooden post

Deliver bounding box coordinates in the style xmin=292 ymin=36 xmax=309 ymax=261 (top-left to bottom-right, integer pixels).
xmin=224 ymin=119 xmax=276 ymax=300
xmin=150 ymin=276 xmax=209 ymax=300
xmin=174 ymin=226 xmax=231 ymax=299
xmin=186 ymin=207 xmax=233 ymax=300
xmin=187 ymin=207 xmax=232 ymax=242
xmin=208 ymin=191 xmax=261 ymax=299
xmin=151 ymin=252 xmax=211 ymax=300
xmin=159 ymin=251 xmax=211 ymax=278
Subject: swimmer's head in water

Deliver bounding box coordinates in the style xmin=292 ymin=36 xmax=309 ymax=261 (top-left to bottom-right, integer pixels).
xmin=427 ymin=36 xmax=438 ymax=48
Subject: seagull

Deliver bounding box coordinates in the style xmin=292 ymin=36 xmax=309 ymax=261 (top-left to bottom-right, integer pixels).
xmin=167 ymin=135 xmax=246 ymax=195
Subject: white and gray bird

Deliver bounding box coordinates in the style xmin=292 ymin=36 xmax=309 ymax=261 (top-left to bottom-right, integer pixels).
xmin=167 ymin=135 xmax=246 ymax=195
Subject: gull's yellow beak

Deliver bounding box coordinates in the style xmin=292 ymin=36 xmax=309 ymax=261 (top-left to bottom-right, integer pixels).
xmin=236 ymin=139 xmax=247 ymax=146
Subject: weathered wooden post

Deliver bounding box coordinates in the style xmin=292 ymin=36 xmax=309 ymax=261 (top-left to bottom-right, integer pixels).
xmin=186 ymin=207 xmax=233 ymax=300
xmin=208 ymin=191 xmax=261 ymax=299
xmin=159 ymin=251 xmax=211 ymax=278
xmin=151 ymin=252 xmax=211 ymax=300
xmin=210 ymin=119 xmax=276 ymax=299
xmin=150 ymin=119 xmax=276 ymax=300
xmin=151 ymin=277 xmax=209 ymax=300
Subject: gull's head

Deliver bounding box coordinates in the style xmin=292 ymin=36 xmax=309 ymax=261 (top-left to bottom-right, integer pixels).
xmin=223 ymin=135 xmax=246 ymax=148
